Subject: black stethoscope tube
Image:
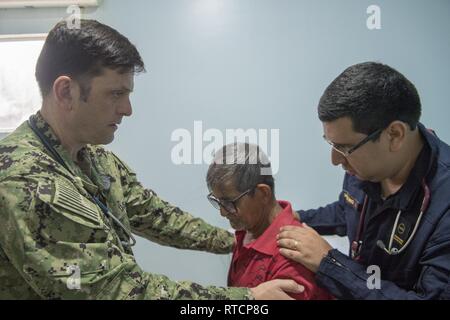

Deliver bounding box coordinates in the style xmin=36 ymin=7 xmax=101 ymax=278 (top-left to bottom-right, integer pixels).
xmin=351 ymin=180 xmax=430 ymax=259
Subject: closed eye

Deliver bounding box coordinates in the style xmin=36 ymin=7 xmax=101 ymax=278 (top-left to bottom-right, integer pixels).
xmin=324 ymin=136 xmax=353 ymax=150
xmin=111 ymin=90 xmax=125 ymax=97
xmin=334 ymin=143 xmax=353 ymax=149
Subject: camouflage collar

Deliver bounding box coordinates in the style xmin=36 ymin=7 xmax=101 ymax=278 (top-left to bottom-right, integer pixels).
xmin=30 ymin=111 xmax=93 ymax=163
xmin=29 ymin=111 xmax=62 ymax=150
xmin=29 ymin=111 xmax=98 ymax=194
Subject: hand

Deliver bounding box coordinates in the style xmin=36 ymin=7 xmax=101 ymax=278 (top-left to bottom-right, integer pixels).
xmin=250 ymin=279 xmax=304 ymax=300
xmin=277 ymin=223 xmax=332 ymax=273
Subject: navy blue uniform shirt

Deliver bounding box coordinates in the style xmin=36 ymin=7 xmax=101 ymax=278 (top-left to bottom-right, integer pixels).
xmin=299 ymin=123 xmax=450 ymax=299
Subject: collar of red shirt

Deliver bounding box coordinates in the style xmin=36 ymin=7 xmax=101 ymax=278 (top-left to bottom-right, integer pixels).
xmin=235 ymin=200 xmax=299 ymax=256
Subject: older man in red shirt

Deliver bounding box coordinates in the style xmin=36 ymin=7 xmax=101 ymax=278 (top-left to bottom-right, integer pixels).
xmin=206 ymin=143 xmax=332 ymax=300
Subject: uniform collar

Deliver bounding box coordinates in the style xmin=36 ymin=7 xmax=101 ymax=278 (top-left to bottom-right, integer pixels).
xmin=29 ymin=111 xmax=100 ymax=195
xmin=235 ymin=200 xmax=297 ymax=256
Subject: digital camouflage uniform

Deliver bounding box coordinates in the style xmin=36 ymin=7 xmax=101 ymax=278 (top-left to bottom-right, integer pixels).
xmin=0 ymin=112 xmax=252 ymax=300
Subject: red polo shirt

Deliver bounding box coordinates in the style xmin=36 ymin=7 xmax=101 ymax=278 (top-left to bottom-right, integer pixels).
xmin=228 ymin=200 xmax=333 ymax=300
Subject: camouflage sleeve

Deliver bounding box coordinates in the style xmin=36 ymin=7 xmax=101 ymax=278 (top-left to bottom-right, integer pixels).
xmin=111 ymin=153 xmax=234 ymax=254
xmin=0 ymin=176 xmax=252 ymax=300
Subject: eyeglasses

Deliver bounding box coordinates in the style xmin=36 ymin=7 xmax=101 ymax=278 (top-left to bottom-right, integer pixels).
xmin=207 ymin=188 xmax=253 ymax=215
xmin=324 ymin=128 xmax=383 ymax=157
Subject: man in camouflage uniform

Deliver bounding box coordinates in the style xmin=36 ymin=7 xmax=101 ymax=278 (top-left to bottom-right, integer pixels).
xmin=0 ymin=20 xmax=300 ymax=299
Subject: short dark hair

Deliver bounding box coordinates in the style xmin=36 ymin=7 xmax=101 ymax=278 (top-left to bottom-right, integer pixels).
xmin=206 ymin=143 xmax=275 ymax=199
xmin=318 ymin=62 xmax=421 ymax=135
xmin=35 ymin=19 xmax=145 ymax=99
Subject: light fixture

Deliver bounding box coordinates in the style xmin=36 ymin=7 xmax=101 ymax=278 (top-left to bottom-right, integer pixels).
xmin=0 ymin=0 xmax=99 ymax=8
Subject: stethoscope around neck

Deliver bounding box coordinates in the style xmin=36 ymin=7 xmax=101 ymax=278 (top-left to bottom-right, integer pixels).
xmin=27 ymin=116 xmax=136 ymax=248
xmin=351 ymin=180 xmax=431 ymax=259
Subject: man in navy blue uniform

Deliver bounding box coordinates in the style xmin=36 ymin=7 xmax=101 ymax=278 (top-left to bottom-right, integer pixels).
xmin=277 ymin=62 xmax=450 ymax=299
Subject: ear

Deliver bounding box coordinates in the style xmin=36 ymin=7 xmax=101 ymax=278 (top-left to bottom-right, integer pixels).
xmin=386 ymin=121 xmax=408 ymax=152
xmin=255 ymin=184 xmax=273 ymax=204
xmin=52 ymin=76 xmax=78 ymax=110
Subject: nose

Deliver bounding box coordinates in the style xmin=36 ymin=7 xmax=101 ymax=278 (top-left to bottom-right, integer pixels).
xmin=118 ymin=98 xmax=132 ymax=117
xmin=219 ymin=207 xmax=229 ymax=218
xmin=331 ymin=148 xmax=346 ymax=166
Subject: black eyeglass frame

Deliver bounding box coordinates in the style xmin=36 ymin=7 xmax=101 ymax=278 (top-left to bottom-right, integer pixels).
xmin=207 ymin=188 xmax=254 ymax=214
xmin=324 ymin=128 xmax=384 ymax=157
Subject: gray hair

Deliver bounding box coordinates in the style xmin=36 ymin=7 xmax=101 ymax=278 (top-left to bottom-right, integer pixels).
xmin=206 ymin=142 xmax=275 ymax=197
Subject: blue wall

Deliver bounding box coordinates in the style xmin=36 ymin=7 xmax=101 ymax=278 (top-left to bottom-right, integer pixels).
xmin=1 ymin=0 xmax=449 ymax=287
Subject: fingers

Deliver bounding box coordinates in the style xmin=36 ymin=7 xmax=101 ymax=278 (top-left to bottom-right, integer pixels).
xmin=301 ymin=222 xmax=313 ymax=230
xmin=279 ymin=247 xmax=303 ymax=264
xmin=279 ymin=223 xmax=311 ymax=233
xmin=277 ymin=230 xmax=300 ymax=241
xmin=272 ymin=293 xmax=295 ymax=301
xmin=278 ymin=226 xmax=309 ymax=239
xmin=279 ymin=225 xmax=302 ymax=233
xmin=277 ymin=238 xmax=299 ymax=250
xmin=275 ymin=279 xmax=305 ymax=294
xmin=251 ymin=278 xmax=304 ymax=300
xmin=269 ymin=292 xmax=295 ymax=301
xmin=278 ymin=224 xmax=315 ymax=242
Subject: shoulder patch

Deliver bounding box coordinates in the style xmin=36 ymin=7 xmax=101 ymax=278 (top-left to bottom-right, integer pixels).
xmin=53 ymin=179 xmax=101 ymax=222
xmin=37 ymin=178 xmax=104 ymax=228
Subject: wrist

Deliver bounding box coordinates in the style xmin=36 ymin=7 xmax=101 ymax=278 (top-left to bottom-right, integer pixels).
xmin=315 ymin=247 xmax=333 ymax=272
xmin=248 ymin=287 xmax=257 ymax=300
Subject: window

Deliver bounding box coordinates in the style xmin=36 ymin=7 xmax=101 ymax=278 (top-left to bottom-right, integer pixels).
xmin=0 ymin=34 xmax=46 ymax=133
